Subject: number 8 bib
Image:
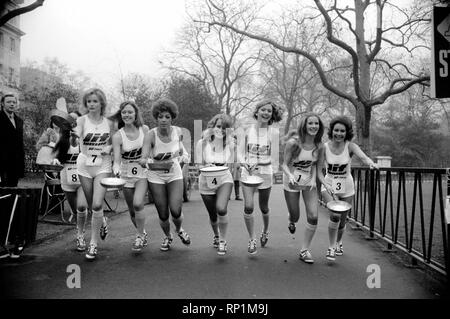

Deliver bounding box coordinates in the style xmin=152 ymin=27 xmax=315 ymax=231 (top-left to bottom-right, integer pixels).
xmin=66 ymin=166 xmax=80 ymax=185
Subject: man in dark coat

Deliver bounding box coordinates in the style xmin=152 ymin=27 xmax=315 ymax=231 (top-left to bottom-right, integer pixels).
xmin=0 ymin=93 xmax=25 ymax=259
xmin=0 ymin=93 xmax=25 ymax=187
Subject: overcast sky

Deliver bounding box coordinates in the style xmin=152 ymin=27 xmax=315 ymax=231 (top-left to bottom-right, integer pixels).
xmin=20 ymin=0 xmax=187 ymax=89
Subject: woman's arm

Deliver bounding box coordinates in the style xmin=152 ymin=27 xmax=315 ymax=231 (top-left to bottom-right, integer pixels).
xmin=281 ymin=139 xmax=296 ymax=184
xmin=317 ymin=145 xmax=332 ymax=193
xmin=111 ymin=132 xmax=122 ymax=176
xmin=270 ymin=127 xmax=280 ymax=172
xmin=140 ymin=129 xmax=153 ymax=167
xmin=70 ymin=116 xmax=83 ymax=147
xmin=349 ymin=142 xmax=379 ymax=169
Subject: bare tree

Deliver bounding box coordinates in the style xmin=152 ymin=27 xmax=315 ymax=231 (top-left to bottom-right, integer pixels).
xmin=197 ymin=0 xmax=431 ymax=154
xmin=0 ymin=0 xmax=44 ymax=27
xmin=161 ymin=0 xmax=266 ymax=119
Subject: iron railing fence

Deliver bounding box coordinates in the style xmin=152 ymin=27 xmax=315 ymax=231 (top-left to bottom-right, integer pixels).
xmin=350 ymin=166 xmax=449 ymax=281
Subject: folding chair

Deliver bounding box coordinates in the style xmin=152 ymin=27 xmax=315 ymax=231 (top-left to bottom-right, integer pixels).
xmin=39 ymin=172 xmax=73 ymax=224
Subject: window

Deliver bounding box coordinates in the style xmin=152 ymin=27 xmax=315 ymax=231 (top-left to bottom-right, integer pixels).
xmin=10 ymin=37 xmax=15 ymax=52
xmin=9 ymin=67 xmax=14 ymax=83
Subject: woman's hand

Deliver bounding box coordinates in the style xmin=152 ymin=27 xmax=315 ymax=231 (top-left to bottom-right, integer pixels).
xmin=139 ymin=158 xmax=148 ymax=169
xmin=51 ymin=158 xmax=61 ymax=166
xmin=288 ymin=173 xmax=297 ymax=185
xmin=112 ymin=164 xmax=121 ymax=177
xmin=369 ymin=162 xmax=379 ymax=170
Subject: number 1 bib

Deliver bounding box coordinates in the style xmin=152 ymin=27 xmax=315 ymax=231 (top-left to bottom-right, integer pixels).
xmin=293 ymin=167 xmax=311 ymax=185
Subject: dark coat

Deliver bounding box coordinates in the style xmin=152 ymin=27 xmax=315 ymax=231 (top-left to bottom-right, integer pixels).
xmin=0 ymin=110 xmax=25 ymax=179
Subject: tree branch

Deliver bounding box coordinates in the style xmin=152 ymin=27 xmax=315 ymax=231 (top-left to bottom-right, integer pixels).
xmin=0 ymin=0 xmax=45 ymax=27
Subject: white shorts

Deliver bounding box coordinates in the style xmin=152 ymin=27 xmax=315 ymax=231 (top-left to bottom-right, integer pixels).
xmin=241 ymin=169 xmax=272 ymax=190
xmin=147 ymin=161 xmax=183 ymax=185
xmin=199 ymin=169 xmax=233 ymax=195
xmin=76 ymin=153 xmax=112 ymax=179
xmin=59 ymin=166 xmax=81 ymax=192
xmin=121 ymin=175 xmax=147 ymax=188
xmin=321 ymin=174 xmax=355 ymax=198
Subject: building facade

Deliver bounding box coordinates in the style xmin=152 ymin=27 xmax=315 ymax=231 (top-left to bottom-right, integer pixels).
xmin=0 ymin=0 xmax=25 ymax=96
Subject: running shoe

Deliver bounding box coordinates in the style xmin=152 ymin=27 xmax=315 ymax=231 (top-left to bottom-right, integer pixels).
xmin=299 ymin=250 xmax=314 ymax=264
xmin=178 ymin=229 xmax=191 ymax=245
xmin=326 ymin=248 xmax=336 ymax=261
xmin=76 ymin=234 xmax=86 ymax=251
xmin=288 ymin=222 xmax=296 ymax=234
xmin=217 ymin=240 xmax=227 ymax=256
xmin=132 ymin=235 xmax=145 ymax=252
xmin=100 ymin=217 xmax=108 ymax=240
xmin=248 ymin=239 xmax=257 ymax=254
xmin=213 ymin=235 xmax=220 ymax=249
xmin=260 ymin=232 xmax=269 ymax=247
xmin=160 ymin=235 xmax=173 ymax=251
xmin=85 ymin=244 xmax=97 ymax=260
xmin=9 ymin=244 xmax=24 ymax=259
xmin=335 ymin=243 xmax=344 ymax=256
xmin=143 ymin=230 xmax=148 ymax=247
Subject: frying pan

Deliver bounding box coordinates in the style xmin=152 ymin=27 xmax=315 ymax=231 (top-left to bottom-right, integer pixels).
xmin=36 ymin=163 xmax=64 ymax=172
xmin=100 ymin=177 xmax=126 ymax=189
xmin=241 ymin=175 xmax=264 ymax=188
xmin=50 ymin=109 xmax=75 ymax=129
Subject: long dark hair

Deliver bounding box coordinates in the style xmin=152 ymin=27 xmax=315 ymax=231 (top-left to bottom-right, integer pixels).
xmin=54 ymin=127 xmax=71 ymax=164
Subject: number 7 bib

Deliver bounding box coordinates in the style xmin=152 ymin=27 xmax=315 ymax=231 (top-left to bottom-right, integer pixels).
xmin=85 ymin=149 xmax=103 ymax=167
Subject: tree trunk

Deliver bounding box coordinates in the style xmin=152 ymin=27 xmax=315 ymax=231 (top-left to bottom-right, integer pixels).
xmin=355 ymin=101 xmax=372 ymax=156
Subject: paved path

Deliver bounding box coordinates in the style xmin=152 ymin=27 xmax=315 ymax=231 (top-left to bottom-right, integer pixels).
xmin=0 ymin=185 xmax=447 ymax=299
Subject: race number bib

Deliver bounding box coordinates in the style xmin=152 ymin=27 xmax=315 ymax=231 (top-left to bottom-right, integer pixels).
xmin=66 ymin=166 xmax=80 ymax=185
xmin=125 ymin=162 xmax=144 ymax=178
xmin=206 ymin=176 xmax=219 ymax=189
xmin=293 ymin=167 xmax=311 ymax=185
xmin=332 ymin=176 xmax=346 ymax=194
xmin=85 ymin=149 xmax=103 ymax=167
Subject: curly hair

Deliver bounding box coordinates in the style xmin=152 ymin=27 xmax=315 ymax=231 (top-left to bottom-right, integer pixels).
xmin=327 ymin=115 xmax=354 ymax=141
xmin=81 ymin=88 xmax=107 ymax=115
xmin=253 ymin=100 xmax=284 ymax=125
xmin=151 ymin=98 xmax=179 ymax=120
xmin=109 ymin=101 xmax=143 ymax=129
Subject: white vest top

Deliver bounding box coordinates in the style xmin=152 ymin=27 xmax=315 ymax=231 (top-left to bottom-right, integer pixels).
xmin=80 ymin=115 xmax=111 ymax=156
xmin=245 ymin=125 xmax=273 ymax=174
xmin=119 ymin=127 xmax=144 ymax=161
xmin=151 ymin=127 xmax=181 ymax=162
xmin=203 ymin=140 xmax=233 ymax=165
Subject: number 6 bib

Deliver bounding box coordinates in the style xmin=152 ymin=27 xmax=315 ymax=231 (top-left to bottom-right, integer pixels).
xmin=125 ymin=162 xmax=144 ymax=178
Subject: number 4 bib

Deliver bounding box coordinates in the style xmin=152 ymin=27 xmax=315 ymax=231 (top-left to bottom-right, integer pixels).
xmin=206 ymin=176 xmax=219 ymax=189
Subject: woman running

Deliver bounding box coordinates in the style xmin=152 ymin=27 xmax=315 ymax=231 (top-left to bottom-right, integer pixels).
xmin=111 ymin=101 xmax=149 ymax=252
xmin=195 ymin=114 xmax=234 ymax=255
xmin=281 ymin=112 xmax=324 ymax=263
xmin=140 ymin=98 xmax=191 ymax=251
xmin=317 ymin=116 xmax=378 ymax=261
xmin=52 ymin=112 xmax=89 ymax=251
xmin=236 ymin=100 xmax=283 ymax=254
xmin=72 ymin=88 xmax=116 ymax=260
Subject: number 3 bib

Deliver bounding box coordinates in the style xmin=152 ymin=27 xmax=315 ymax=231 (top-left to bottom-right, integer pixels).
xmin=332 ymin=176 xmax=347 ymax=194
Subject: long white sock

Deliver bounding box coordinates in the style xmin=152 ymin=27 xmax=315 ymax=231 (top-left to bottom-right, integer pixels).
xmin=76 ymin=209 xmax=87 ymax=236
xmin=90 ymin=209 xmax=104 ymax=246
xmin=328 ymin=220 xmax=340 ymax=249
xmin=243 ymin=212 xmax=254 ymax=239
xmin=134 ymin=208 xmax=146 ymax=236
xmin=337 ymin=224 xmax=346 ymax=244
xmin=217 ymin=215 xmax=228 ymax=241
xmin=301 ymin=221 xmax=318 ymax=251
